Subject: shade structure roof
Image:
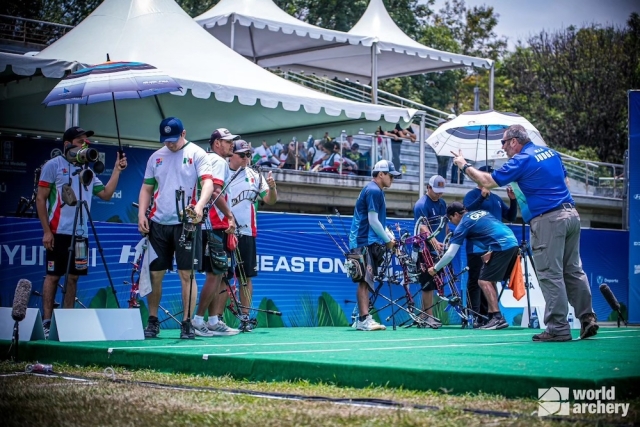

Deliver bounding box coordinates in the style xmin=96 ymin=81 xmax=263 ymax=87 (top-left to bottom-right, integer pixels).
xmin=0 ymin=0 xmax=415 ymax=146
xmin=195 ymin=0 xmax=493 ymax=83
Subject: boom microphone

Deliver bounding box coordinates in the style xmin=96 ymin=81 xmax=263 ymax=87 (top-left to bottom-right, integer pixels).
xmin=599 ymin=284 xmax=627 ymax=326
xmin=599 ymin=284 xmax=620 ymax=311
xmin=12 ymin=279 xmax=32 ymax=322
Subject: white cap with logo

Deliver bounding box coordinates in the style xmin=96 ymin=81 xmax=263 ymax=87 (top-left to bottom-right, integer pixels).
xmin=428 ymin=175 xmax=446 ymax=193
xmin=372 ymin=160 xmax=401 ymax=177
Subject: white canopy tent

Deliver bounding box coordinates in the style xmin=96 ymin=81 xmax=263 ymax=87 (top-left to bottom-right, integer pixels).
xmin=195 ymin=0 xmax=494 ymax=106
xmin=348 ymin=0 xmax=494 ymax=105
xmin=0 ymin=0 xmax=415 ymax=146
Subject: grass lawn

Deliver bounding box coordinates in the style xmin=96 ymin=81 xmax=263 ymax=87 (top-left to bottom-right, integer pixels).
xmin=1 ymin=361 xmax=637 ymax=427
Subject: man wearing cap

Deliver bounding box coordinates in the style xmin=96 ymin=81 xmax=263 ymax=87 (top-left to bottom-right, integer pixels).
xmin=37 ymin=126 xmax=127 ymax=339
xmin=428 ymin=202 xmax=518 ymax=330
xmin=226 ymin=140 xmax=278 ymax=331
xmin=138 ymin=117 xmax=213 ymax=339
xmin=193 ymin=128 xmax=240 ymax=337
xmin=348 ymin=159 xmax=400 ymax=331
xmin=463 ymin=166 xmax=518 ymax=326
xmin=451 ymin=124 xmax=598 ymax=342
xmin=413 ymin=175 xmax=448 ymax=327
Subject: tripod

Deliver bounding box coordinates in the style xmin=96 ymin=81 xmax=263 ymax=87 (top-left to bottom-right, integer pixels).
xmin=61 ymin=164 xmax=119 ymax=308
xmin=498 ymin=222 xmax=537 ymax=328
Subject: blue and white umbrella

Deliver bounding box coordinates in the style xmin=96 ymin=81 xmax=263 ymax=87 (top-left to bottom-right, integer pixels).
xmin=426 ymin=110 xmax=546 ymax=162
xmin=43 ymin=58 xmax=182 ymax=150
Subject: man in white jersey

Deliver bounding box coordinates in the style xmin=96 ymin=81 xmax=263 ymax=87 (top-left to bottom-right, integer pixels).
xmin=36 ymin=126 xmax=127 ymax=338
xmin=227 ymin=140 xmax=277 ymax=331
xmin=193 ymin=128 xmax=240 ymax=336
xmin=138 ymin=117 xmax=213 ymax=339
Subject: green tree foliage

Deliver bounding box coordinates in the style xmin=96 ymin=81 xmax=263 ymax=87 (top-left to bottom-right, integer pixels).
xmin=176 ymin=0 xmax=219 ymax=18
xmin=418 ymin=0 xmax=507 ymax=114
xmin=501 ymin=15 xmax=640 ymax=162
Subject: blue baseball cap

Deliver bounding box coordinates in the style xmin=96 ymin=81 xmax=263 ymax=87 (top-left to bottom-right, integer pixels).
xmin=159 ymin=117 xmax=184 ymax=143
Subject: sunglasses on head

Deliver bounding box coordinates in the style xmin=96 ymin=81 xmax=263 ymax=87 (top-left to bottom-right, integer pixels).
xmin=236 ymin=152 xmax=250 ymax=158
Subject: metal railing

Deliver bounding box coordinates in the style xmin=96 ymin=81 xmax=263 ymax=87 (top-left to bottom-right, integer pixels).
xmin=559 ymin=155 xmax=625 ymax=199
xmin=0 ymin=15 xmax=72 ymax=50
xmin=273 ymin=69 xmax=450 ymax=128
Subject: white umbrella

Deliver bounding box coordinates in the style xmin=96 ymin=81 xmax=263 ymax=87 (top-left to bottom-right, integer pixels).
xmin=426 ymin=110 xmax=546 ymax=162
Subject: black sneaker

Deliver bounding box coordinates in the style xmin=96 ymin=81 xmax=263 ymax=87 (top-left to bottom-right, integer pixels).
xmin=579 ymin=313 xmax=599 ymax=340
xmin=144 ymin=316 xmax=160 ymax=338
xmin=532 ymin=331 xmax=572 ymax=342
xmin=42 ymin=319 xmax=51 ymax=340
xmin=479 ymin=315 xmax=509 ymax=330
xmin=180 ymin=320 xmax=195 ymax=339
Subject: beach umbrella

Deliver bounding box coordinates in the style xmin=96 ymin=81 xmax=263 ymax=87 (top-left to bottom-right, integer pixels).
xmin=426 ymin=110 xmax=546 ymax=163
xmin=43 ymin=55 xmax=182 ymax=152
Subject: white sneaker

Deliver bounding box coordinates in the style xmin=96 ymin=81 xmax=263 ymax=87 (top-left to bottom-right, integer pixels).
xmin=356 ymin=315 xmax=386 ymax=331
xmin=207 ymin=320 xmax=240 ymax=336
xmin=192 ymin=320 xmax=214 ymax=337
xmin=424 ymin=316 xmax=442 ymax=329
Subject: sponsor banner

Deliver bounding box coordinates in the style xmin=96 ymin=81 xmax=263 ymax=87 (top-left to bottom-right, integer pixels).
xmin=0 ymin=215 xmax=629 ymax=327
xmin=629 ymin=91 xmax=640 ymax=322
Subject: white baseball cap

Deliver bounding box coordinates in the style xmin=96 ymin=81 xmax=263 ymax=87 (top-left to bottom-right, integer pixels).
xmin=372 ymin=160 xmax=401 ymax=177
xmin=428 ymin=175 xmax=446 ymax=193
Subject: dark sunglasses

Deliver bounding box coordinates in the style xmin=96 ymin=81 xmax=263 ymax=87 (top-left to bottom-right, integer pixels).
xmin=236 ymin=152 xmax=250 ymax=158
xmin=501 ymin=137 xmax=514 ymax=145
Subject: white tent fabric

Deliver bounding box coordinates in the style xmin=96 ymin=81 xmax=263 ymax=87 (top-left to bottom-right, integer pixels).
xmin=195 ymin=0 xmax=492 ymax=82
xmin=0 ymin=0 xmax=415 ymax=145
xmin=349 ymin=0 xmax=493 ymax=78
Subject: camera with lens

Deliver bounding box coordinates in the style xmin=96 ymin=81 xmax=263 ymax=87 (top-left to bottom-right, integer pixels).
xmin=64 ymin=143 xmax=105 ymax=187
xmin=66 ymin=145 xmax=99 ymax=164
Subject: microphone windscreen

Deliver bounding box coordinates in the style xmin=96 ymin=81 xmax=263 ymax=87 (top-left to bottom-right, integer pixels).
xmin=599 ymin=284 xmax=620 ymax=311
xmin=12 ymin=279 xmax=32 ymax=322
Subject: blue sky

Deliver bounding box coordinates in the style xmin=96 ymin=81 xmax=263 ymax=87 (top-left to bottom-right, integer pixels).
xmin=428 ymin=0 xmax=639 ymax=49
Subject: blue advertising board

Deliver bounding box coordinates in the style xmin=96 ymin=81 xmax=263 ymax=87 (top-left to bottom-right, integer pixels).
xmin=0 ymin=214 xmax=630 ymax=328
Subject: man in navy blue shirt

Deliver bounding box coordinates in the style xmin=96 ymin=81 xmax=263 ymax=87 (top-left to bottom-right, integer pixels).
xmin=428 ymin=202 xmax=518 ymax=330
xmin=463 ymin=166 xmax=518 ymax=326
xmin=413 ymin=175 xmax=447 ymax=327
xmin=451 ymin=124 xmax=597 ymax=342
xmin=348 ymin=160 xmax=399 ymax=331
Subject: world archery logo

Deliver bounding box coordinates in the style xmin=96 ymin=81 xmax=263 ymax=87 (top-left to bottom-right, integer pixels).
xmin=155 ymin=158 xmax=163 ymax=166
xmin=538 ymin=387 xmax=570 ymax=416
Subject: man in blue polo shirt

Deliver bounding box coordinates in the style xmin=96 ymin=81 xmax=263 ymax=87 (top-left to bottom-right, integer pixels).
xmin=413 ymin=175 xmax=448 ymax=328
xmin=348 ymin=160 xmax=399 ymax=331
xmin=451 ymin=124 xmax=597 ymax=342
xmin=428 ymin=202 xmax=518 ymax=330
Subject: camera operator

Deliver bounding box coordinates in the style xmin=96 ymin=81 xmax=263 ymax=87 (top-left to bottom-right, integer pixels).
xmin=36 ymin=126 xmax=127 ymax=339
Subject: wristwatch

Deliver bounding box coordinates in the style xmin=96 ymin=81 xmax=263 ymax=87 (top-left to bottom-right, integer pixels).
xmin=462 ymin=163 xmax=472 ymax=175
